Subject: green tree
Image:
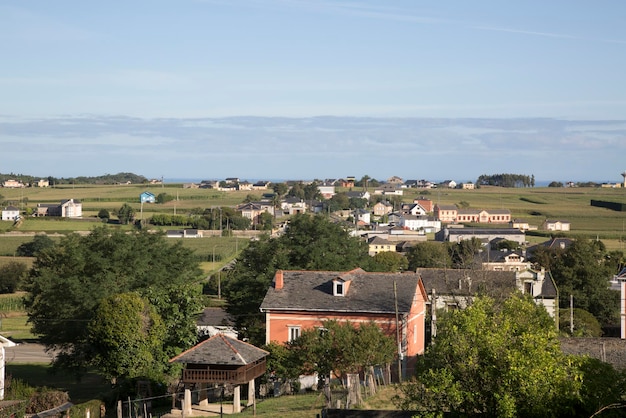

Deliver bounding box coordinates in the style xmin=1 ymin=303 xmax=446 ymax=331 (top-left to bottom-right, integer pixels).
xmin=449 ymin=237 xmax=483 ymax=268
xmin=397 ymin=294 xmax=581 ymax=417
xmin=406 ymin=242 xmax=452 ymax=270
xmin=88 ymin=292 xmax=167 ymax=383
xmin=549 ymin=239 xmax=619 ymax=327
xmin=15 ymin=234 xmax=55 ymax=257
xmin=559 ymin=308 xmax=602 ymax=337
xmin=303 ymin=181 xmax=322 ymax=200
xmin=327 ymin=193 xmax=350 ymax=211
xmin=117 ymin=203 xmax=135 ymax=224
xmin=223 ymin=214 xmax=371 ymax=345
xmin=289 ymin=320 xmax=396 ymax=381
xmin=371 ymin=251 xmax=408 ymax=272
xmin=258 ymin=211 xmax=274 ymax=231
xmin=24 ymin=227 xmax=202 ymax=376
xmin=0 ymin=261 xmax=27 ymax=293
xmin=97 ymin=208 xmax=110 ymax=222
xmin=156 ymin=193 xmax=174 ymax=204
xmin=272 ymin=182 xmax=289 ymax=197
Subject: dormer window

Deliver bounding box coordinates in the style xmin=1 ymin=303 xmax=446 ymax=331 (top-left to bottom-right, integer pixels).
xmin=334 ymin=281 xmax=345 ymax=296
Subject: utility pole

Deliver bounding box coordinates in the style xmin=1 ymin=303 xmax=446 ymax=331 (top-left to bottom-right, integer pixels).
xmin=393 ymin=281 xmax=402 ymax=383
xmin=570 ymin=294 xmax=574 ymax=335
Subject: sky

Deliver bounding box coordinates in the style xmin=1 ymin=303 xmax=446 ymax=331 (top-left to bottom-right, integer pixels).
xmin=1 ymin=0 xmax=626 ymax=183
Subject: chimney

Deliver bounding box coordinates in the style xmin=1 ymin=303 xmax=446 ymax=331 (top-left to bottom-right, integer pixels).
xmin=275 ymin=270 xmax=284 ymax=290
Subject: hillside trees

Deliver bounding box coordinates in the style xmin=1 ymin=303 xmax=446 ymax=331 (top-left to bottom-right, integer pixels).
xmin=397 ymin=294 xmax=590 ymax=417
xmin=223 ymin=214 xmax=372 ymax=345
xmin=24 ymin=226 xmax=203 ymax=377
xmin=476 ymin=173 xmax=534 ymax=188
xmin=531 ymin=239 xmax=621 ymax=327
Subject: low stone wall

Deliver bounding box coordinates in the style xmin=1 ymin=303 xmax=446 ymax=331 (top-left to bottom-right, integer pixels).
xmin=560 ymin=337 xmax=626 ymax=369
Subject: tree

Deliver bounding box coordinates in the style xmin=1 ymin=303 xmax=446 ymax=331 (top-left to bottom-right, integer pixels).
xmin=559 ymin=308 xmax=602 ymax=337
xmin=397 ymin=294 xmax=582 ymax=417
xmin=407 ymin=242 xmax=452 ymax=270
xmin=223 ymin=214 xmax=371 ymax=345
xmin=272 ymin=182 xmax=289 ymax=197
xmin=15 ymin=234 xmax=55 ymax=257
xmin=0 ymin=261 xmax=27 ymax=293
xmin=97 ymin=208 xmax=110 ymax=222
xmin=289 ymin=320 xmax=396 ymax=382
xmin=88 ymin=292 xmax=167 ymax=383
xmin=24 ymin=227 xmax=202 ymax=376
xmin=117 ymin=203 xmax=135 ymax=224
xmin=371 ymin=251 xmax=408 ymax=272
xmin=156 ymin=193 xmax=174 ymax=204
xmin=548 ymin=239 xmax=620 ymax=327
xmin=258 ymin=211 xmax=274 ymax=231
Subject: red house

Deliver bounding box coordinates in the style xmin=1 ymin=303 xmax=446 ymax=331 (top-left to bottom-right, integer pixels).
xmin=259 ymin=268 xmax=428 ymax=378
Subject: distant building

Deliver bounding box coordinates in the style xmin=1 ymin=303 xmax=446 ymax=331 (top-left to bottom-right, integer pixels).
xmin=140 ymin=191 xmax=156 ymax=203
xmin=1 ymin=206 xmax=19 ymax=221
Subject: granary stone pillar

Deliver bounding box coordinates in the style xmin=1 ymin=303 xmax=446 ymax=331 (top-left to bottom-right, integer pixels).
xmin=233 ymin=386 xmax=241 ymax=413
xmin=183 ymin=389 xmax=192 ymax=416
xmin=199 ymin=383 xmax=209 ymax=407
xmin=247 ymin=379 xmax=255 ymax=407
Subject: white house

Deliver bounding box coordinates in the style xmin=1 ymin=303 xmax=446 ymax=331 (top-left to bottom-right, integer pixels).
xmin=1 ymin=206 xmax=19 ymax=221
xmin=543 ymin=219 xmax=571 ymax=231
xmin=399 ymin=215 xmax=441 ymax=233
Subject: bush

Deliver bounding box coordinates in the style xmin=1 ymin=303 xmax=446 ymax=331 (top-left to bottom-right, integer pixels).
xmin=26 ymin=390 xmax=70 ymax=414
xmin=0 ymin=261 xmax=27 ymax=293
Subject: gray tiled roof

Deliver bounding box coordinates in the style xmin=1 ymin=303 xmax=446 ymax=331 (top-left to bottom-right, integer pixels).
xmin=260 ymin=269 xmax=422 ymax=314
xmin=170 ymin=334 xmax=268 ymax=365
xmin=419 ymin=268 xmax=517 ymax=299
xmin=539 ymin=271 xmax=558 ymax=298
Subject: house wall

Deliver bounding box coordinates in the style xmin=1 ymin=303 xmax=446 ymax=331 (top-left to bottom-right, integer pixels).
xmin=1 ymin=210 xmax=19 ymax=221
xmin=265 ymin=304 xmax=426 ymax=359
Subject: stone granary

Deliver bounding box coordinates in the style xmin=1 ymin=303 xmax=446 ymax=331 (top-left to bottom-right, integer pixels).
xmin=169 ymin=334 xmax=268 ymax=416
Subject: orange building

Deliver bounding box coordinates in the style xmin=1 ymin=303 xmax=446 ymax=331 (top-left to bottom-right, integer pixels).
xmin=260 ymin=268 xmax=428 ymax=378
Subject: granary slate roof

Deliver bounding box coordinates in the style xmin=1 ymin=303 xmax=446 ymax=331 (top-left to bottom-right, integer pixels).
xmin=418 ymin=268 xmax=518 ymax=300
xmin=260 ymin=268 xmax=422 ymax=314
xmin=169 ymin=334 xmax=268 ymax=366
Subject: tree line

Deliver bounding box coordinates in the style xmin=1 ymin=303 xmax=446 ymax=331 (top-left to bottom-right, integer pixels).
xmin=476 ymin=173 xmax=535 ymax=187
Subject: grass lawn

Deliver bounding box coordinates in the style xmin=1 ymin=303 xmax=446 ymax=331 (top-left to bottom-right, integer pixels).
xmin=237 ymin=385 xmax=400 ymax=417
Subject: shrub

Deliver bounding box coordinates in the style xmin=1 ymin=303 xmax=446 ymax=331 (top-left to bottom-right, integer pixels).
xmin=26 ymin=390 xmax=70 ymax=414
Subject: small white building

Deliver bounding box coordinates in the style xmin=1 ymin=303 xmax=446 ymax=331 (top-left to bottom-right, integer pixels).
xmin=1 ymin=206 xmax=19 ymax=221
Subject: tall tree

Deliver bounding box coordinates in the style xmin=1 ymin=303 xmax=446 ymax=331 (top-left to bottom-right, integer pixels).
xmin=406 ymin=242 xmax=452 ymax=269
xmin=545 ymin=239 xmax=620 ymax=327
xmin=370 ymin=251 xmax=409 ymax=272
xmin=24 ymin=227 xmax=202 ymax=376
xmin=88 ymin=292 xmax=167 ymax=383
xmin=116 ymin=203 xmax=135 ymax=225
xmin=397 ymin=294 xmax=582 ymax=417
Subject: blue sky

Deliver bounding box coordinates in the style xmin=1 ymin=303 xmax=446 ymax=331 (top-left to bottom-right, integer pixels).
xmin=1 ymin=0 xmax=626 ymax=183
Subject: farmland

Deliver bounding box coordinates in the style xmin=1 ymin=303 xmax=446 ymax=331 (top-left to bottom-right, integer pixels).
xmin=1 ymin=182 xmax=626 ymax=248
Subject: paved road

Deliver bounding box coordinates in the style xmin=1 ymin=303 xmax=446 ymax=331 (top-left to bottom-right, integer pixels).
xmin=4 ymin=343 xmax=55 ymax=364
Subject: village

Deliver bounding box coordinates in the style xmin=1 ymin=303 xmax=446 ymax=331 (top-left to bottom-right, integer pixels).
xmin=1 ymin=172 xmax=626 ymax=417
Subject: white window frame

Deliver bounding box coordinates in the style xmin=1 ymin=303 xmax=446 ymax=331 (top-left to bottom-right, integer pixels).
xmin=288 ymin=326 xmax=301 ymax=342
